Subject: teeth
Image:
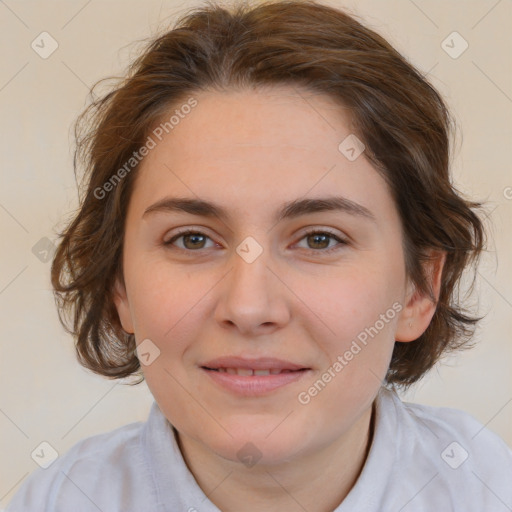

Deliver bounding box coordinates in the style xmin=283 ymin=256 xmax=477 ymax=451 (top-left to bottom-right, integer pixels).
xmin=213 ymin=368 xmax=296 ymax=376
xmin=254 ymin=369 xmax=270 ymax=376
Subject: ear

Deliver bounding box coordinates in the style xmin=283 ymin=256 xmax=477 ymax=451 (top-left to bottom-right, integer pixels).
xmin=113 ymin=275 xmax=135 ymax=334
xmin=395 ymin=250 xmax=446 ymax=342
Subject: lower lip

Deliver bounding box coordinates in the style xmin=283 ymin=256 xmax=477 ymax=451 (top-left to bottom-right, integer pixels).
xmin=201 ymin=368 xmax=310 ymax=396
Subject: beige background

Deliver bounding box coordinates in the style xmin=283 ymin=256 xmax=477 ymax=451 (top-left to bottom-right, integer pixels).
xmin=1 ymin=0 xmax=511 ymax=506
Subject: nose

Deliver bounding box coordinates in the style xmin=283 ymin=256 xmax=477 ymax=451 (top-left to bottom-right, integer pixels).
xmin=213 ymin=243 xmax=291 ymax=336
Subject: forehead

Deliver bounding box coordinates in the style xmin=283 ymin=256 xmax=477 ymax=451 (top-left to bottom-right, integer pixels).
xmin=161 ymin=86 xmax=353 ymax=159
xmin=129 ymin=86 xmax=396 ymax=227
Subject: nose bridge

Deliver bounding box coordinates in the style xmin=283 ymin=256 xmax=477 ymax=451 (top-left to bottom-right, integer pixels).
xmin=231 ymin=243 xmax=270 ymax=298
xmin=214 ymin=237 xmax=289 ymax=333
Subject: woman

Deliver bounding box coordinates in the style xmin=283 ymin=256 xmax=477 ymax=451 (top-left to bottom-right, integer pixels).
xmin=8 ymin=1 xmax=512 ymax=510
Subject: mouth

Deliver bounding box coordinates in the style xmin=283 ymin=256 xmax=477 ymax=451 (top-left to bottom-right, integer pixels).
xmin=200 ymin=356 xmax=311 ymax=396
xmin=202 ymin=367 xmax=306 ymax=376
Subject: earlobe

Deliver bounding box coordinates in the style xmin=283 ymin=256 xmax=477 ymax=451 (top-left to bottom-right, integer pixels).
xmin=113 ymin=276 xmax=135 ymax=334
xmin=395 ymin=251 xmax=446 ymax=343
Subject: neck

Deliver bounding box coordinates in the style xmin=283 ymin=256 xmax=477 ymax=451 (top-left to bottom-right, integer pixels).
xmin=175 ymin=402 xmax=375 ymax=512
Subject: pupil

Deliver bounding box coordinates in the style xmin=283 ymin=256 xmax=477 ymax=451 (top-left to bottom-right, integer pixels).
xmin=310 ymin=234 xmax=329 ymax=249
xmin=185 ymin=234 xmax=204 ymax=249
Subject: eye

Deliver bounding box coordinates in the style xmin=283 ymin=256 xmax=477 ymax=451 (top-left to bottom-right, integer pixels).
xmin=163 ymin=228 xmax=347 ymax=254
xmin=295 ymin=229 xmax=347 ymax=253
xmin=164 ymin=230 xmax=217 ymax=251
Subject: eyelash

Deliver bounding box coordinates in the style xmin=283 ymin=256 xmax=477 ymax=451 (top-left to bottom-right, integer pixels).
xmin=163 ymin=228 xmax=347 ymax=255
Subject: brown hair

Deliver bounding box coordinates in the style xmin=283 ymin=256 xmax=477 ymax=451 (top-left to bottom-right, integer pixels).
xmin=51 ymin=0 xmax=486 ymax=389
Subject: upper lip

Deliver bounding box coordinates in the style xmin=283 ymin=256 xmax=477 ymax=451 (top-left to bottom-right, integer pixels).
xmin=201 ymin=356 xmax=309 ymax=371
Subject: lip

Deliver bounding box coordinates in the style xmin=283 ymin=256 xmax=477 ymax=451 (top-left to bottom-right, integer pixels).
xmin=201 ymin=356 xmax=308 ymax=371
xmin=200 ymin=356 xmax=311 ymax=397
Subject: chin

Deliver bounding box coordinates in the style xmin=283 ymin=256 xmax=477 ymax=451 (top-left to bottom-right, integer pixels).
xmin=217 ymin=439 xmax=302 ymax=467
xmin=202 ymin=419 xmax=313 ymax=467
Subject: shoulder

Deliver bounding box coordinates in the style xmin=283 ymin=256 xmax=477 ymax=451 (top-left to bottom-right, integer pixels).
xmin=401 ymin=393 xmax=512 ymax=462
xmin=6 ymin=419 xmax=146 ymax=512
xmin=382 ymin=388 xmax=512 ymax=511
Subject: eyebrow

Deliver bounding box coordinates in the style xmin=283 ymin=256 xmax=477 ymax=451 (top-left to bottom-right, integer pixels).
xmin=142 ymin=195 xmax=377 ymax=224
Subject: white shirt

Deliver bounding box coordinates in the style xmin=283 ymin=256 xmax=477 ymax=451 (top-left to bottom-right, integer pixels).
xmin=7 ymin=386 xmax=512 ymax=511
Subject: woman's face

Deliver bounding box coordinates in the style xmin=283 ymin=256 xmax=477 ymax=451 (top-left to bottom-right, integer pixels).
xmin=114 ymin=86 xmax=424 ymax=465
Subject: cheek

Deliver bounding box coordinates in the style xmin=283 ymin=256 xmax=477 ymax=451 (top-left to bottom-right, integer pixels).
xmin=294 ymin=268 xmax=399 ymax=421
xmin=299 ymin=263 xmax=400 ymax=346
xmin=127 ymin=259 xmax=200 ymax=346
xmin=293 ymin=263 xmax=401 ymax=408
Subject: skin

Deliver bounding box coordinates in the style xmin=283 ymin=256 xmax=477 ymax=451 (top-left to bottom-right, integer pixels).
xmin=114 ymin=86 xmax=445 ymax=512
